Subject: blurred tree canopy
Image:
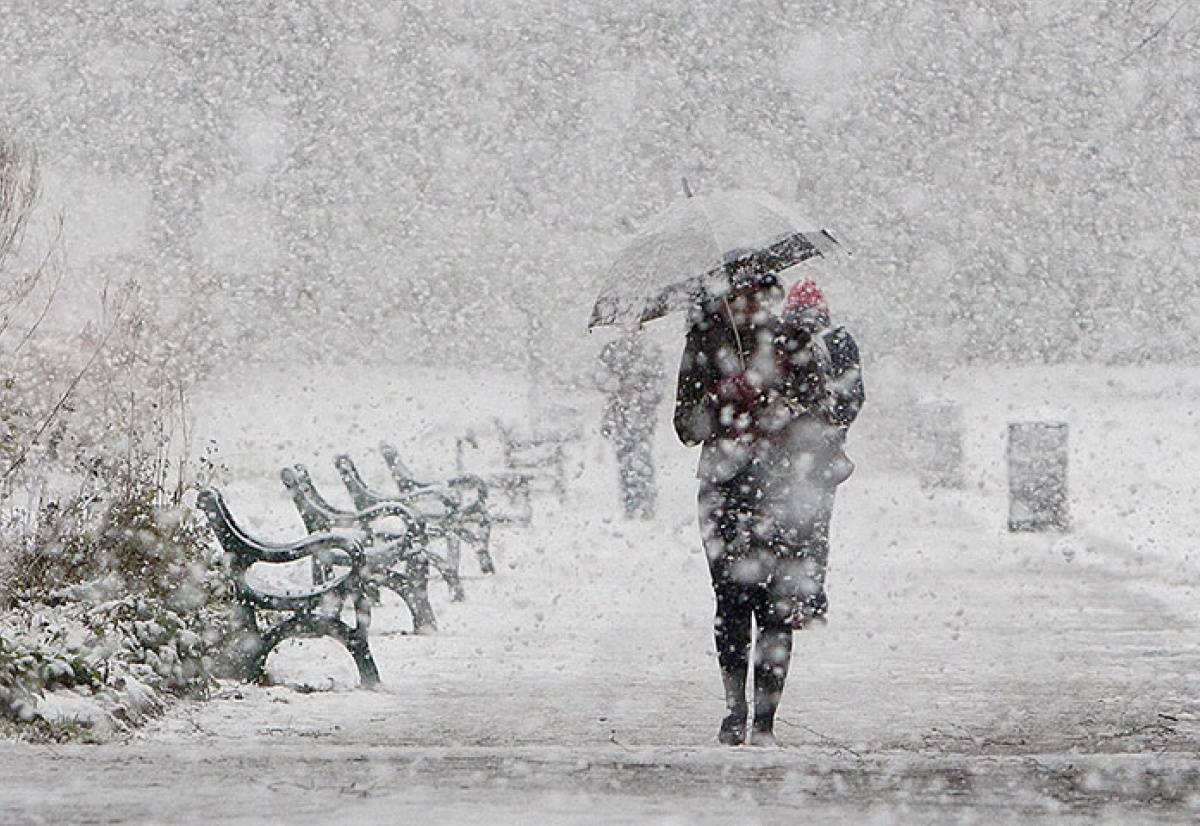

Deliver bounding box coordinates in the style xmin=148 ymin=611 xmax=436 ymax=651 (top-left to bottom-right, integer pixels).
xmin=0 ymin=0 xmax=1196 ymax=372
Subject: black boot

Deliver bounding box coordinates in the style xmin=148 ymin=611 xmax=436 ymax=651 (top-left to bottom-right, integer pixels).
xmin=719 ymin=710 xmax=747 ymax=746
xmin=718 ymin=667 xmax=749 ymax=746
xmin=748 ymin=722 xmax=778 ymax=747
xmin=750 ymin=628 xmax=792 ymax=747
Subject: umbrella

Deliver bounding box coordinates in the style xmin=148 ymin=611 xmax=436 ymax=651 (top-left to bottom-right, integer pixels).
xmin=588 ymin=189 xmax=843 ymax=329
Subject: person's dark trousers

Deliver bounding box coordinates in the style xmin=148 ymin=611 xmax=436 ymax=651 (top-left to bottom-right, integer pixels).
xmin=616 ymin=431 xmax=656 ymax=519
xmin=699 ymin=467 xmax=834 ymax=741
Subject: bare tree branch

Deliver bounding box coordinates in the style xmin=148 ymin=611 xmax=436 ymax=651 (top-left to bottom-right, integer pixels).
xmin=0 ymin=141 xmax=39 ymax=269
xmin=4 ymin=216 xmax=65 ymax=352
xmin=1120 ymin=0 xmax=1188 ymax=60
xmin=0 ymin=296 xmax=128 ymax=484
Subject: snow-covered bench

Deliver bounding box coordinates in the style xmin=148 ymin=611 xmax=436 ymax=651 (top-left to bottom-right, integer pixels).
xmin=452 ymin=435 xmax=536 ymax=524
xmin=279 ymin=466 xmax=441 ymax=627
xmin=495 ymin=420 xmax=570 ymax=503
xmin=377 ymin=444 xmax=495 ymax=569
xmin=195 ymin=488 xmax=380 ymax=687
xmin=1007 ymin=421 xmax=1070 ymax=532
xmin=911 ymin=399 xmax=965 ymax=489
xmin=452 ymin=422 xmax=578 ymax=523
xmin=283 ymin=465 xmax=465 ymax=607
xmin=330 ymin=454 xmax=495 ymax=593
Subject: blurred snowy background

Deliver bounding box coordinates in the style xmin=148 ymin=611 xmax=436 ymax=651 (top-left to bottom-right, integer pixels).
xmin=1 ymin=0 xmax=1197 ymax=377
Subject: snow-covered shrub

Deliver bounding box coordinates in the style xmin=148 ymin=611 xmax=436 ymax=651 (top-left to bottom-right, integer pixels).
xmin=0 ymin=139 xmax=236 ymax=737
xmin=2 ymin=453 xmax=213 ymax=599
xmin=0 ymin=542 xmax=235 ymax=733
xmin=0 ymin=628 xmax=96 ymax=723
xmin=0 ymin=381 xmax=237 ymax=733
xmin=79 ymin=591 xmax=229 ymax=696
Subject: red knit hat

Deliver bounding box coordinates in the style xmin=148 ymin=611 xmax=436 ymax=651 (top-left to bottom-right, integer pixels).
xmin=783 ymin=278 xmax=828 ymax=315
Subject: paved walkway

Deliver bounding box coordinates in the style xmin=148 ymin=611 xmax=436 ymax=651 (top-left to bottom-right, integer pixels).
xmin=4 ymin=465 xmax=1200 ymax=824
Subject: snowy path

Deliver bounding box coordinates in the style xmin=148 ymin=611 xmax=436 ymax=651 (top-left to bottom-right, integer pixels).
xmin=5 ymin=468 xmax=1200 ymax=824
xmin=5 ymin=367 xmax=1200 ymax=824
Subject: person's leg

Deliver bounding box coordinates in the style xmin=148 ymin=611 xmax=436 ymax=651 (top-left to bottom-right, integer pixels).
xmin=745 ymin=488 xmax=840 ymax=745
xmin=701 ymin=479 xmax=756 ymax=745
xmin=750 ymin=562 xmax=794 ymax=745
xmin=628 ymin=435 xmax=656 ymax=518
xmin=713 ymin=577 xmax=753 ymax=744
xmin=750 ymin=622 xmax=793 ymax=743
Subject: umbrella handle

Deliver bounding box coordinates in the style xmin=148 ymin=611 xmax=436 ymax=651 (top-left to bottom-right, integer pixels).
xmin=722 ymin=296 xmax=746 ymax=372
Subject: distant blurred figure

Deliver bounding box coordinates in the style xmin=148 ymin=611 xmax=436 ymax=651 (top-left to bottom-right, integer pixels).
xmin=597 ymin=330 xmax=665 ymax=519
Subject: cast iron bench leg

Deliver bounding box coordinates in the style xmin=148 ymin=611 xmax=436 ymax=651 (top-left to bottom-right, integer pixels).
xmin=388 ymin=556 xmax=437 ymax=633
xmin=438 ymin=537 xmax=467 ymax=602
xmin=199 ymin=488 xmax=381 ymax=688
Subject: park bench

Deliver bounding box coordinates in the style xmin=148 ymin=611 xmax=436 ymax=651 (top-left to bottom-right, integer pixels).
xmin=378 ymin=443 xmax=494 ymax=571
xmin=195 ymin=488 xmax=380 ymax=686
xmin=452 ymin=435 xmax=536 ymax=525
xmin=1008 ymin=421 xmax=1070 ymax=532
xmin=333 ymin=454 xmax=495 ymax=586
xmin=279 ymin=465 xmax=444 ymax=625
xmin=495 ymin=419 xmax=569 ymax=503
xmin=911 ymin=399 xmax=965 ymax=489
xmin=453 ymin=419 xmax=581 ymax=523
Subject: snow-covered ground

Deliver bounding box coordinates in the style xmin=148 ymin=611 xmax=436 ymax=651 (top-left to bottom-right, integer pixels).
xmin=4 ymin=363 xmax=1200 ymax=824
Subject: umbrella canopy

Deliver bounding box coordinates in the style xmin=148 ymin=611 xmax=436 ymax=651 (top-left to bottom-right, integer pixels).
xmin=589 ymin=190 xmax=843 ymax=329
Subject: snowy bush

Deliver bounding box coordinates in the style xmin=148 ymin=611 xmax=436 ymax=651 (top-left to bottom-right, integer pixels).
xmin=0 ymin=626 xmax=96 ymax=724
xmin=0 ymin=139 xmax=238 ymax=737
xmin=2 ymin=454 xmax=215 ymax=599
xmin=0 ymin=549 xmax=234 ymax=736
xmin=0 ymin=446 xmax=237 ymax=735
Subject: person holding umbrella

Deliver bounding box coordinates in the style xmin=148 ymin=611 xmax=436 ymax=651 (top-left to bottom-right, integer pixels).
xmin=674 ymin=261 xmax=785 ymax=748
xmin=589 ymin=187 xmax=852 ymax=747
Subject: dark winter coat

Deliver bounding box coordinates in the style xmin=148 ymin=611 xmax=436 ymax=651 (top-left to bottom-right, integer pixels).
xmin=674 ymin=303 xmax=864 ymax=485
xmin=673 ymin=304 xmax=780 ymax=483
xmin=823 ymin=326 xmax=865 ymax=426
xmin=767 ymin=311 xmax=864 ymax=496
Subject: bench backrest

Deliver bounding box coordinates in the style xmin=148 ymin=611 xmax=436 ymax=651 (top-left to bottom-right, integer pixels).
xmin=196 ymin=487 xmax=368 ymax=611
xmin=379 ymin=442 xmax=426 ymax=494
xmin=334 ymin=454 xmax=396 ymax=511
xmin=280 ymin=465 xmax=361 ymax=532
xmin=379 ymin=443 xmax=489 ymax=515
xmin=197 ymin=488 xmax=278 ymax=566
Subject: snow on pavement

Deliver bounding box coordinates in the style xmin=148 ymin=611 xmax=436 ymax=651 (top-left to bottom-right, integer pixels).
xmin=4 ymin=365 xmax=1200 ymax=823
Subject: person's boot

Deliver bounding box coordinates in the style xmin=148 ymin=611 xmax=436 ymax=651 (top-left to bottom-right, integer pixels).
xmin=748 ymin=722 xmax=778 ymax=747
xmin=718 ymin=710 xmax=747 ymax=746
xmin=750 ymin=629 xmax=792 ymax=747
xmin=718 ymin=667 xmax=748 ymax=746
